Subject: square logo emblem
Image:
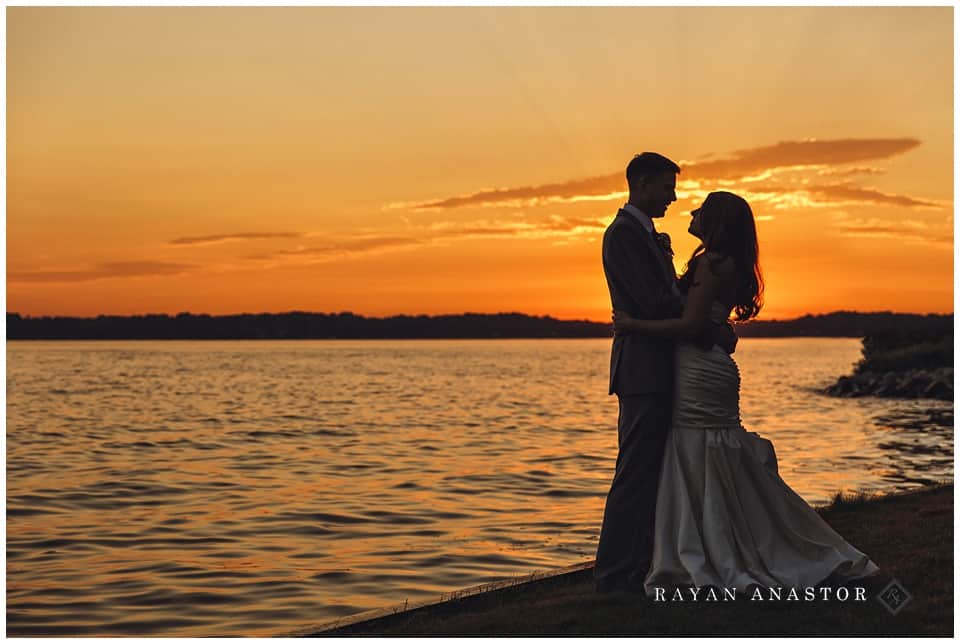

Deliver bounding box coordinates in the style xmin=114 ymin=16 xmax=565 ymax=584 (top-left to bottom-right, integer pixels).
xmin=876 ymin=578 xmax=912 ymax=615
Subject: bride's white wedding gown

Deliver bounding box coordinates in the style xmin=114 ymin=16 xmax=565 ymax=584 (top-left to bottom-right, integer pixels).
xmin=643 ymin=302 xmax=879 ymax=594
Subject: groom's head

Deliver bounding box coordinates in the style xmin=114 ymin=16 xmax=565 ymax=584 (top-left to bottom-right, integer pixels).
xmin=626 ymin=152 xmax=680 ymax=219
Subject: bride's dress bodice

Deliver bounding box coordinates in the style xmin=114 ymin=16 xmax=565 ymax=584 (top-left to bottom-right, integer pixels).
xmin=707 ymin=300 xmax=733 ymax=325
xmin=672 ymin=301 xmax=741 ymax=430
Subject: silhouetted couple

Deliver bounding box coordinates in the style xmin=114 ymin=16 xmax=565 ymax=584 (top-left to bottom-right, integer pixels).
xmin=594 ymin=152 xmax=878 ymax=596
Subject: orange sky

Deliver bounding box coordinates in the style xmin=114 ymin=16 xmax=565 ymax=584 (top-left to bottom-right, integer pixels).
xmin=7 ymin=6 xmax=954 ymax=321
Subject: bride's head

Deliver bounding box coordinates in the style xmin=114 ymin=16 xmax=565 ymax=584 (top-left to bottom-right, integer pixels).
xmin=682 ymin=191 xmax=764 ymax=321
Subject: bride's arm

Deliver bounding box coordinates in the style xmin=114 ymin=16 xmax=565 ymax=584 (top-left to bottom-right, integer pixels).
xmin=613 ymin=255 xmax=730 ymax=339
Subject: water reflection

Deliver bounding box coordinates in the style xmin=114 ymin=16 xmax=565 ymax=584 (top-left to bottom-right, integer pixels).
xmin=871 ymin=407 xmax=953 ymax=488
xmin=6 ymin=339 xmax=953 ymax=636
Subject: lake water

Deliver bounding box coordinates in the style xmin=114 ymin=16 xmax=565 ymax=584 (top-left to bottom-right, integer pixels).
xmin=6 ymin=338 xmax=953 ymax=636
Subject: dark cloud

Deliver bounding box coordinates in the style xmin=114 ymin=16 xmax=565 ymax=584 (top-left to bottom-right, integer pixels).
xmin=684 ymin=138 xmax=920 ymax=180
xmin=406 ymin=174 xmax=622 ymax=210
xmin=9 ymin=261 xmax=197 ymax=283
xmin=398 ymin=138 xmax=925 ymax=210
xmin=169 ymin=232 xmax=304 ymax=246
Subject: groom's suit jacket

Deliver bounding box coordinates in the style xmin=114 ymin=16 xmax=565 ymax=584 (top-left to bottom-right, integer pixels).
xmin=602 ymin=209 xmax=684 ymax=396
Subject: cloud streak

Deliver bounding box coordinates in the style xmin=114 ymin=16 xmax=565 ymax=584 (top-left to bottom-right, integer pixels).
xmin=9 ymin=217 xmax=606 ymax=283
xmin=9 ymin=261 xmax=198 ymax=283
xmin=429 ymin=215 xmax=605 ymax=239
xmin=729 ymin=181 xmax=943 ymax=211
xmin=803 ymin=183 xmax=941 ymax=209
xmin=254 ymin=236 xmax=424 ymax=260
xmin=816 ymin=166 xmax=886 ymax=178
xmin=683 ymin=138 xmax=920 ymax=181
xmin=246 ymin=215 xmax=607 ymax=266
xmin=832 ymin=217 xmax=952 ymax=246
xmin=395 ymin=175 xmax=623 ymax=211
xmin=395 ymin=137 xmax=932 ymax=211
xmin=169 ymin=232 xmax=304 ymax=246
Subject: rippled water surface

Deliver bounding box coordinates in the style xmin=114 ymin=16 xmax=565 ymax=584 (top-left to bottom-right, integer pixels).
xmin=7 ymin=338 xmax=953 ymax=636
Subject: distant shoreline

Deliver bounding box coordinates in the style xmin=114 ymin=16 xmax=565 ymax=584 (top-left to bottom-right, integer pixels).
xmin=6 ymin=311 xmax=952 ymax=341
xmin=6 ymin=336 xmax=877 ymax=342
xmin=2 ymin=336 xmax=920 ymax=343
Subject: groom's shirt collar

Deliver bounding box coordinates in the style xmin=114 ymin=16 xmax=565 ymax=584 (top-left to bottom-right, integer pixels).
xmin=622 ymin=203 xmax=654 ymax=233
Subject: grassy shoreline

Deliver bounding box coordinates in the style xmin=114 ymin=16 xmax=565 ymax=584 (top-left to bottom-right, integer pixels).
xmin=298 ymin=483 xmax=952 ymax=636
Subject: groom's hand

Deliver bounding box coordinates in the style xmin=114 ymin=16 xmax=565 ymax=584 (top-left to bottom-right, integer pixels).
xmin=693 ymin=320 xmax=738 ymax=353
xmin=716 ymin=322 xmax=738 ymax=354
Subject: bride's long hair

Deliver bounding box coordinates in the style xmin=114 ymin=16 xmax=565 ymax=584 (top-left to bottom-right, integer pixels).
xmin=678 ymin=191 xmax=764 ymax=321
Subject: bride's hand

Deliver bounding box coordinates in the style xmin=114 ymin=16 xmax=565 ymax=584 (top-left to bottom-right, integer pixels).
xmin=612 ymin=310 xmax=636 ymax=336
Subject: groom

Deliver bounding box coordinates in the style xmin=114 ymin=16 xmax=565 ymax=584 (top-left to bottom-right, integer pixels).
xmin=594 ymin=152 xmax=734 ymax=594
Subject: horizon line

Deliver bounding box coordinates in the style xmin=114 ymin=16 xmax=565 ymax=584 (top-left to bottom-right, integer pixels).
xmin=7 ymin=309 xmax=954 ymax=325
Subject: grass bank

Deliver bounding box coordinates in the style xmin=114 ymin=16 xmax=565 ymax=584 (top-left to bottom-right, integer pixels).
xmin=300 ymin=483 xmax=952 ymax=636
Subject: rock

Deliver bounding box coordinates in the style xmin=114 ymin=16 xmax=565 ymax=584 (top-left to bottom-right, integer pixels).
xmin=921 ymin=377 xmax=953 ymax=400
xmin=827 ymin=375 xmax=853 ymax=396
xmin=875 ymin=372 xmax=901 ymax=396
xmin=826 ymin=368 xmax=954 ymax=400
xmin=901 ymin=371 xmax=928 ymax=398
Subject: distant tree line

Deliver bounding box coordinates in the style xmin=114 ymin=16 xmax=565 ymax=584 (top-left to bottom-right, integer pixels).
xmin=5 ymin=310 xmax=952 ymax=340
xmin=735 ymin=311 xmax=953 ymax=339
xmin=6 ymin=312 xmax=605 ymax=340
xmin=855 ymin=327 xmax=953 ymax=373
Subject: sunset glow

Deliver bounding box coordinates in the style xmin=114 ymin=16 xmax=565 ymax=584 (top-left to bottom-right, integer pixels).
xmin=7 ymin=6 xmax=954 ymax=321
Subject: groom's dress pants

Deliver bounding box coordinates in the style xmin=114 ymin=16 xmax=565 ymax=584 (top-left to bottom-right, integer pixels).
xmin=594 ymin=393 xmax=671 ymax=590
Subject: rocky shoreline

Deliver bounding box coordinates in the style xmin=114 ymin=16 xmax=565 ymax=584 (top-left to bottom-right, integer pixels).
xmin=824 ymin=367 xmax=953 ymax=401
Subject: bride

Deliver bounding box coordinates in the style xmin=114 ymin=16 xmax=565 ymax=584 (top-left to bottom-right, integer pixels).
xmin=613 ymin=191 xmax=879 ymax=595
